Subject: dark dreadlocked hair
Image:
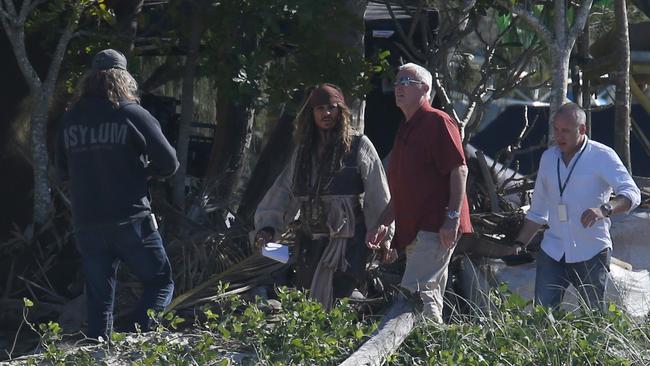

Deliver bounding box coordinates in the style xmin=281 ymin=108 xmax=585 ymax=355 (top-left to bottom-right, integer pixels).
xmin=292 ymin=83 xmax=354 ymax=195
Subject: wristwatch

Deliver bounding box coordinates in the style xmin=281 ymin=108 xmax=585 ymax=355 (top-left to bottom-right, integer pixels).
xmin=446 ymin=210 xmax=461 ymax=220
xmin=600 ymin=202 xmax=613 ymax=217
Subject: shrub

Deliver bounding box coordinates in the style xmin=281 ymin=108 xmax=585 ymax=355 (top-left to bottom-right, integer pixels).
xmin=11 ymin=285 xmax=373 ymax=365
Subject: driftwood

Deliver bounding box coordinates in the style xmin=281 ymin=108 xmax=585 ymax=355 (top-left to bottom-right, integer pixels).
xmin=340 ymin=299 xmax=415 ymax=366
xmin=476 ymin=150 xmax=501 ymax=213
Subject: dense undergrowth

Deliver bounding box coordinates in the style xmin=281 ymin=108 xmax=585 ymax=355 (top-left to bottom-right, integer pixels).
xmin=9 ymin=286 xmax=372 ymax=365
xmin=8 ymin=285 xmax=650 ymax=365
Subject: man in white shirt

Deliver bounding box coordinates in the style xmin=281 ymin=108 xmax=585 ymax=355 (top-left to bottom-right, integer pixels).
xmin=514 ymin=102 xmax=640 ymax=310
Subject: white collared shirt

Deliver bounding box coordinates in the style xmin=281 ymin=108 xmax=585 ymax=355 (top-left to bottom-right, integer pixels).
xmin=526 ymin=139 xmax=640 ymax=263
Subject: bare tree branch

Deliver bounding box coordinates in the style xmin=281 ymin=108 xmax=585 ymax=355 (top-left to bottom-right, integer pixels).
xmin=17 ymin=0 xmax=33 ymax=24
xmin=26 ymin=0 xmax=47 ymax=16
xmin=460 ymin=99 xmax=477 ymax=128
xmin=1 ymin=0 xmax=18 ymax=17
xmin=391 ymin=40 xmax=424 ymax=64
xmin=567 ymin=0 xmax=593 ymax=45
xmin=407 ymin=0 xmax=424 ymax=40
xmin=432 ymin=75 xmax=461 ymax=123
xmin=0 ymin=6 xmax=12 ymax=21
xmin=553 ymin=0 xmax=566 ymax=45
xmin=384 ymin=0 xmax=426 ymax=60
xmin=43 ymin=11 xmax=79 ymax=96
xmin=0 ymin=16 xmax=40 ymax=90
xmin=0 ymin=10 xmax=12 ymax=34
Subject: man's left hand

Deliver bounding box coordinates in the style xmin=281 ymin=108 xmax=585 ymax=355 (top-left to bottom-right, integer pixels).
xmin=439 ymin=217 xmax=460 ymax=249
xmin=580 ymin=207 xmax=606 ymax=228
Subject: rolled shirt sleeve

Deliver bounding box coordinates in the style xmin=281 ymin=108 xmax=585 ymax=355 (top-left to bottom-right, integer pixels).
xmin=599 ymin=146 xmax=641 ymax=213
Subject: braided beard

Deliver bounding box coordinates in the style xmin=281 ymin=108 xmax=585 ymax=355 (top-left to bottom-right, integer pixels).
xmin=293 ymin=123 xmax=345 ymax=231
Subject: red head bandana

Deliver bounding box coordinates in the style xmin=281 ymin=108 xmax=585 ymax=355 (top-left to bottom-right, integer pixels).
xmin=308 ymin=84 xmax=346 ymax=108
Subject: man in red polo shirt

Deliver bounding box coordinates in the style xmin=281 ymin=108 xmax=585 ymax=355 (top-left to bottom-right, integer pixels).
xmin=367 ymin=62 xmax=472 ymax=322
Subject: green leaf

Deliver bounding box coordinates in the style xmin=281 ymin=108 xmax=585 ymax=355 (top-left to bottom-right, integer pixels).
xmin=111 ymin=332 xmax=126 ymax=343
xmin=219 ymin=326 xmax=231 ymax=340
xmin=23 ymin=298 xmax=34 ymax=307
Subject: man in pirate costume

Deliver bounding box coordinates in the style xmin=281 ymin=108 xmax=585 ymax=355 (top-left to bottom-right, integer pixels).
xmin=253 ymin=83 xmax=394 ymax=309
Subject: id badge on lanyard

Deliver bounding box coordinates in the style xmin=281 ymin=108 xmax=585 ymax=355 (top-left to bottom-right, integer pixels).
xmin=557 ymin=203 xmax=568 ymax=222
xmin=556 ymin=138 xmax=587 ymax=223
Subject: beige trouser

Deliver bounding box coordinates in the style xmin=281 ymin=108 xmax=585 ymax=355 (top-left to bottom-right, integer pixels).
xmin=400 ymin=231 xmax=454 ymax=323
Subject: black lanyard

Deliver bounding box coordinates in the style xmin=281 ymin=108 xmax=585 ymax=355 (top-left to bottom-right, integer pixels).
xmin=556 ymin=138 xmax=588 ymax=198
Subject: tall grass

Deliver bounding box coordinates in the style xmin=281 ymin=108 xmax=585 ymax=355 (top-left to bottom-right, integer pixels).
xmin=389 ymin=285 xmax=650 ymax=365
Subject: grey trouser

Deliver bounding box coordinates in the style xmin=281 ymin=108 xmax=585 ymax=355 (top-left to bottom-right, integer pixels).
xmin=400 ymin=231 xmax=454 ymax=323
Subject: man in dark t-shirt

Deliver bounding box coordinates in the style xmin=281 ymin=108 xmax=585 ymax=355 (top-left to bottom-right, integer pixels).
xmin=367 ymin=63 xmax=472 ymax=323
xmin=57 ymin=49 xmax=179 ymax=339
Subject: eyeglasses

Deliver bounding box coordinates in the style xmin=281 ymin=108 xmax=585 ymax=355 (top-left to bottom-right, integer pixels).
xmin=393 ymin=76 xmax=425 ymax=87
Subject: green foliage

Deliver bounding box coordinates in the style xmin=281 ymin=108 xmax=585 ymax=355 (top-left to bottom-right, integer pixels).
xmin=223 ymin=287 xmax=371 ymax=364
xmin=196 ymin=0 xmax=368 ymax=107
xmin=18 ymin=285 xmax=650 ymax=365
xmin=17 ymin=286 xmax=372 ymax=365
xmin=389 ymin=286 xmax=650 ymax=365
xmin=367 ymin=49 xmax=392 ymax=77
xmin=25 ymin=0 xmax=114 ymax=47
xmin=23 ymin=316 xmax=96 ymax=366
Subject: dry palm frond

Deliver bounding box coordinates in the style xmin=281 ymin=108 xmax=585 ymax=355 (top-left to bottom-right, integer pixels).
xmin=167 ymin=255 xmax=287 ymax=311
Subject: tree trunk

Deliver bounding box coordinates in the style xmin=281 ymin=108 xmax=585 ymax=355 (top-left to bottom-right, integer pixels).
xmin=194 ymin=94 xmax=255 ymax=221
xmin=1 ymin=1 xmax=83 ymax=225
xmin=578 ymin=18 xmax=592 ymax=136
xmin=614 ymin=0 xmax=631 ymax=171
xmin=570 ymin=54 xmax=582 ymax=110
xmin=172 ymin=4 xmax=204 ymax=210
xmin=215 ymin=101 xmax=254 ymax=216
xmin=349 ymin=99 xmax=366 ymax=133
xmin=111 ymin=0 xmax=144 ymax=54
xmin=31 ymin=93 xmax=51 ymax=225
xmin=548 ymin=50 xmax=570 ymax=141
xmin=236 ymin=95 xmax=302 ymax=222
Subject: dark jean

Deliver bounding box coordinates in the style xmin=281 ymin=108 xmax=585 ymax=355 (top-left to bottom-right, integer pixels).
xmin=535 ymin=248 xmax=611 ymax=311
xmin=75 ymin=216 xmax=174 ymax=339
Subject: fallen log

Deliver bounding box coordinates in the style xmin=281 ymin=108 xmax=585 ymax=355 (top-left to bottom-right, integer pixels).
xmin=339 ymin=299 xmax=415 ymax=366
